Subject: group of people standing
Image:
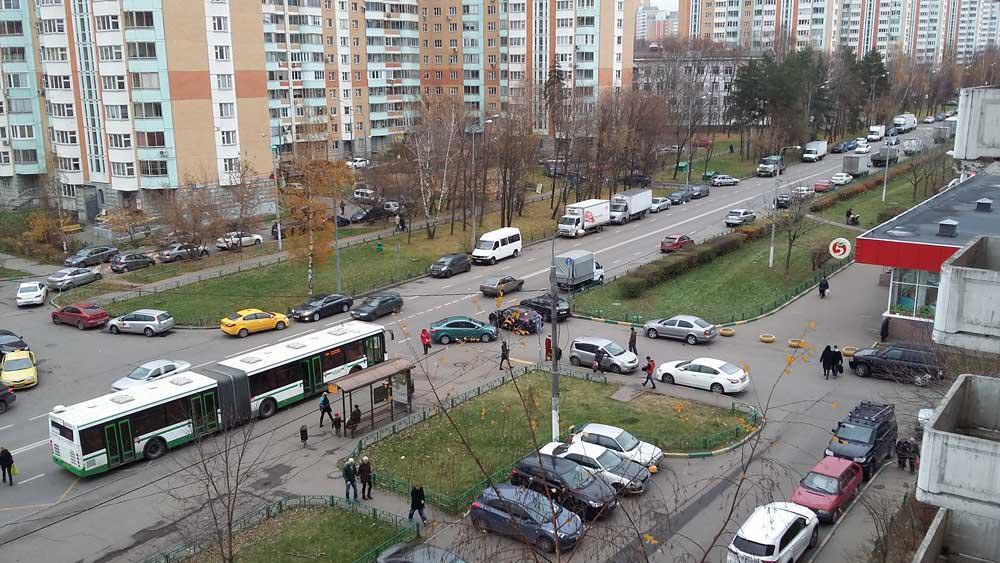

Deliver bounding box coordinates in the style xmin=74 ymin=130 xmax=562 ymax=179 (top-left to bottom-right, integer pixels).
xmin=820 ymin=345 xmax=845 ymax=380
xmin=341 ymin=457 xmax=429 ymax=525
xmin=318 ymin=393 xmax=362 ymax=437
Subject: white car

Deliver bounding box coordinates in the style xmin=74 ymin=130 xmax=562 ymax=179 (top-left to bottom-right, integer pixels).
xmin=111 ymin=359 xmax=192 ymax=391
xmin=353 ymin=187 xmax=375 ymax=202
xmin=346 ymin=157 xmax=370 ymax=169
xmin=710 ymin=174 xmax=739 ymax=186
xmin=854 ymin=144 xmax=872 ymax=154
xmin=215 ymin=231 xmax=263 ymax=250
xmin=569 ymin=422 xmax=663 ymax=468
xmin=656 ymin=357 xmax=749 ymax=394
xmin=650 ymin=197 xmax=672 ymax=213
xmin=830 ymin=172 xmax=853 ymax=185
xmin=15 ymin=282 xmax=48 ymax=307
xmin=727 ymin=502 xmax=819 ymax=563
xmin=539 ymin=440 xmax=651 ymax=494
xmin=923 ymin=115 xmax=937 ymax=123
xmin=854 ymin=138 xmax=868 ymax=146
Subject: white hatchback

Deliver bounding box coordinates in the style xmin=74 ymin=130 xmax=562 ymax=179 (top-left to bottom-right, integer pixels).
xmin=656 ymin=357 xmax=749 ymax=394
xmin=728 ymin=502 xmax=819 ymax=562
xmin=569 ymin=422 xmax=663 ymax=468
xmin=15 ymin=282 xmax=47 ymax=307
xmin=830 ymin=173 xmax=853 ymax=185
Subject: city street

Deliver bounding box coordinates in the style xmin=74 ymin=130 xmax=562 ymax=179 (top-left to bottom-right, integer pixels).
xmin=0 ymin=127 xmax=936 ymax=561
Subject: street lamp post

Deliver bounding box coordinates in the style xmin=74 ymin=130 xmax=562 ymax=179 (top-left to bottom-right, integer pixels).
xmin=881 ymin=146 xmax=892 ymax=203
xmin=549 ymin=233 xmax=560 ymax=441
xmin=768 ymin=145 xmax=800 ymax=268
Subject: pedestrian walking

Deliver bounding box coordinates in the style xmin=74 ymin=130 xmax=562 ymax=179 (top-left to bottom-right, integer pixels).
xmin=592 ymin=348 xmax=605 ymax=373
xmin=343 ymin=458 xmax=359 ymax=501
xmin=820 ymin=345 xmax=834 ymax=380
xmin=359 ymin=456 xmax=374 ymax=500
xmin=628 ymin=327 xmax=638 ymax=356
xmin=818 ymin=276 xmax=830 ymax=299
xmin=409 ymin=484 xmax=429 ymax=524
xmin=332 ymin=412 xmax=343 ymax=437
xmin=319 ymin=392 xmax=334 ymax=427
xmin=831 ymin=345 xmax=844 ymax=378
xmin=394 ymin=214 xmax=401 ymax=232
xmin=399 ymin=215 xmax=407 ymax=232
xmin=544 ymin=335 xmax=552 ymax=361
xmin=420 ymin=328 xmax=432 ymax=355
xmin=845 ymin=207 xmax=853 ymax=225
xmin=880 ymin=317 xmax=891 ymax=343
xmin=499 ymin=340 xmax=511 ymax=369
xmin=340 ymin=200 xmax=346 ymax=215
xmin=0 ymin=446 xmax=14 ymax=486
xmin=349 ymin=404 xmax=362 ymax=435
xmin=299 ymin=425 xmax=309 ymax=448
xmin=641 ymin=356 xmax=657 ymax=389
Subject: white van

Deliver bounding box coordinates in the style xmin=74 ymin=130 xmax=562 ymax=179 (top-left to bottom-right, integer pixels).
xmin=472 ymin=227 xmax=522 ymax=265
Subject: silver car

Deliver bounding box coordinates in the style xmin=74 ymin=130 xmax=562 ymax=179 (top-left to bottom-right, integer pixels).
xmin=568 ymin=337 xmax=639 ymax=373
xmin=157 ymin=243 xmax=209 ymax=263
xmin=650 ymin=197 xmax=671 ymax=213
xmin=46 ymin=267 xmax=102 ymax=291
xmin=108 ymin=309 xmax=175 ymax=337
xmin=111 ymin=359 xmax=192 ymax=391
xmin=643 ymin=314 xmax=717 ymax=345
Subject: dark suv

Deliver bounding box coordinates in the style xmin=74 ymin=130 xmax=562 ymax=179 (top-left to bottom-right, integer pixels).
xmin=429 ymin=254 xmax=472 ymax=278
xmin=350 ymin=292 xmax=403 ymax=321
xmin=848 ymin=343 xmax=944 ymax=386
xmin=510 ymin=453 xmax=617 ymax=520
xmin=518 ymin=294 xmax=570 ymax=322
xmin=825 ymin=402 xmax=897 ymax=479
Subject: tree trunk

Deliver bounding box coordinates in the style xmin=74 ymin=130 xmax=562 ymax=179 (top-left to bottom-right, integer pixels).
xmin=307 ymin=228 xmax=315 ymax=296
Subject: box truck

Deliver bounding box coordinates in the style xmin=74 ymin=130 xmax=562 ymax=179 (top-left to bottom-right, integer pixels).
xmin=801 ymin=141 xmax=828 ymax=162
xmin=843 ymin=154 xmax=871 ymax=177
xmin=558 ymin=199 xmax=610 ymax=237
xmin=892 ymin=113 xmax=918 ymax=133
xmin=554 ymin=250 xmax=605 ymax=291
xmin=867 ymin=125 xmax=886 ymax=142
xmin=902 ymin=139 xmax=923 ymax=156
xmin=870 ymin=147 xmax=899 ymax=167
xmin=756 ymin=155 xmax=786 ymax=177
xmin=609 ymin=189 xmax=653 ymax=224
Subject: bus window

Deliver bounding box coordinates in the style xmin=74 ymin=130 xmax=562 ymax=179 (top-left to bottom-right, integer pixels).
xmin=344 ymin=340 xmax=366 ymax=364
xmin=80 ymin=426 xmax=105 ymax=455
xmin=131 ymin=405 xmax=168 ymax=437
xmin=364 ymin=333 xmax=386 ymax=366
xmin=51 ymin=420 xmax=73 ymax=441
xmin=322 ymin=348 xmax=346 ymax=372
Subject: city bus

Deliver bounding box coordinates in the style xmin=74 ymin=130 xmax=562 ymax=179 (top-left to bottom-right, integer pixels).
xmin=49 ymin=321 xmax=389 ymax=477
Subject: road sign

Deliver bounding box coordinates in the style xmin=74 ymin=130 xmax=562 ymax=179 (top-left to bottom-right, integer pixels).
xmin=829 ymin=237 xmax=852 ymax=259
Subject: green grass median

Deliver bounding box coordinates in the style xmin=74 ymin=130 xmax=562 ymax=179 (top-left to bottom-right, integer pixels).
xmin=0 ymin=267 xmax=30 ymax=279
xmin=816 ymin=173 xmax=934 ymax=230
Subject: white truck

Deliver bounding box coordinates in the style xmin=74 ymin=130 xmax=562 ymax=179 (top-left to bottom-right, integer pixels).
xmin=801 ymin=141 xmax=828 ymax=162
xmin=842 ymin=154 xmax=871 ymax=177
xmin=756 ymin=155 xmax=786 ymax=177
xmin=867 ymin=125 xmax=886 ymax=142
xmin=903 ymin=139 xmax=924 ymax=156
xmin=892 ymin=113 xmax=918 ymax=133
xmin=609 ymin=188 xmax=653 ymax=225
xmin=558 ymin=199 xmax=610 ymax=237
xmin=554 ymin=250 xmax=605 ymax=291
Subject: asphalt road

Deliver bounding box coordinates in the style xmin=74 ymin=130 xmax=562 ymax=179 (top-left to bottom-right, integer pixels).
xmin=0 ymin=127 xmax=937 ymax=561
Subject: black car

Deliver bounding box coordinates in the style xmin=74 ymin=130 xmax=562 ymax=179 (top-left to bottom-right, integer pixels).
xmin=510 ymin=453 xmax=618 ymax=520
xmin=332 ymin=215 xmax=351 ymax=227
xmin=886 ymin=126 xmax=901 ymax=136
xmin=272 ymin=220 xmax=304 ymax=239
xmin=775 ymin=194 xmax=792 ymax=209
xmin=350 ymin=206 xmax=389 ymax=224
xmin=111 ymin=253 xmax=156 ymax=273
xmin=831 ymin=142 xmax=847 ymax=154
xmin=65 ymin=245 xmax=119 ymax=267
xmin=669 ymin=188 xmax=694 ymax=205
xmin=290 ymin=293 xmax=354 ymax=321
xmin=350 ymin=292 xmax=403 ymax=321
xmin=429 ymin=254 xmax=472 ymax=278
xmin=519 ymin=294 xmax=571 ymax=322
xmin=0 ymin=330 xmax=28 ymax=361
xmin=621 ymin=174 xmax=651 ymax=187
xmin=377 ymin=543 xmax=467 ymax=563
xmin=690 ymin=185 xmax=711 ymax=199
xmin=825 ymin=402 xmax=897 ymax=479
xmin=489 ymin=306 xmax=544 ymax=334
xmin=848 ymin=343 xmax=944 ymax=385
xmin=0 ymin=384 xmax=14 ymax=414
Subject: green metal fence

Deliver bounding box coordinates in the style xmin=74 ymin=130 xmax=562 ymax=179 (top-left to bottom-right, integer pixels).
xmin=142 ymin=495 xmax=418 ymax=563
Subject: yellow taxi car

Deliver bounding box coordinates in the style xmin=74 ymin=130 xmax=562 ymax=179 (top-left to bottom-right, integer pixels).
xmin=1 ymin=350 xmax=38 ymax=389
xmin=220 ymin=308 xmax=289 ymax=338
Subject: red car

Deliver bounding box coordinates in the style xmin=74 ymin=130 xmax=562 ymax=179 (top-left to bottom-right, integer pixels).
xmin=51 ymin=302 xmax=110 ymax=330
xmin=814 ymin=180 xmax=836 ymax=193
xmin=790 ymin=456 xmax=863 ymax=523
xmin=660 ymin=234 xmax=695 ymax=253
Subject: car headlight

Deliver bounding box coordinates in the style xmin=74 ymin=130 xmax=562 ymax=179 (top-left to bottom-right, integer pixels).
xmin=824 ymin=449 xmax=834 ymax=456
xmin=853 ymin=456 xmax=867 ymax=463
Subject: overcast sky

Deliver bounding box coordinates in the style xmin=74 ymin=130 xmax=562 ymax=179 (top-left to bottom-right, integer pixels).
xmin=650 ymin=0 xmax=678 ymax=12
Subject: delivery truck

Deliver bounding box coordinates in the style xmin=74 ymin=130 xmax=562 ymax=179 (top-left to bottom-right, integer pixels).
xmin=554 ymin=250 xmax=605 ymax=291
xmin=609 ymin=188 xmax=653 ymax=224
xmin=843 ymin=154 xmax=871 ymax=177
xmin=756 ymin=155 xmax=786 ymax=177
xmin=867 ymin=125 xmax=886 ymax=142
xmin=903 ymin=139 xmax=923 ymax=156
xmin=892 ymin=113 xmax=918 ymax=133
xmin=801 ymin=141 xmax=828 ymax=162
xmin=871 ymin=147 xmax=899 ymax=167
xmin=557 ymin=199 xmax=610 ymax=237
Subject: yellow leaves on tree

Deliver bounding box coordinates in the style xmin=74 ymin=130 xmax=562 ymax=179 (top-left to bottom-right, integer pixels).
xmin=24 ymin=210 xmax=61 ymax=245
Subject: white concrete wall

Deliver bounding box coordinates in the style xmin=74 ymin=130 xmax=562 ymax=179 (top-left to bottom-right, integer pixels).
xmin=933 ymin=237 xmax=1000 ymax=354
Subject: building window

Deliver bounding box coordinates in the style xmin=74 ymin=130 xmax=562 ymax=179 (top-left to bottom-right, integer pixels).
xmin=139 ymin=160 xmax=168 ymax=176
xmin=0 ymin=0 xmax=21 ymax=9
xmin=5 ymin=73 xmax=27 ymax=88
xmin=127 ymin=42 xmax=157 ymax=59
xmin=105 ymin=104 xmax=129 ymax=119
xmin=220 ymin=130 xmax=237 ymax=145
xmin=62 ymin=184 xmax=78 ymax=197
xmin=108 ymin=133 xmax=132 ymax=148
xmin=39 ymin=18 xmax=65 ymax=34
xmin=11 ymin=124 xmax=33 ymax=139
xmin=215 ymin=74 xmax=233 ymax=89
xmin=888 ymin=269 xmax=939 ymax=320
xmin=123 ymin=11 xmax=154 ymax=28
xmin=13 ymin=149 xmax=38 ymax=163
xmin=211 ymin=16 xmax=229 ymax=32
xmin=223 ymin=157 xmax=240 ymax=173
xmin=130 ymin=72 xmax=160 ymax=89
xmin=136 ymin=131 xmax=165 ymax=147
xmin=218 ymin=102 xmax=235 ymax=118
xmin=57 ymin=157 xmax=81 ymax=171
xmin=214 ymin=45 xmax=231 ymax=61
xmin=101 ymin=75 xmax=127 ymax=91
xmin=98 ymin=45 xmax=122 ymax=61
xmin=95 ymin=15 xmax=120 ymax=31
xmin=111 ymin=161 xmax=136 ymax=177
xmin=0 ymin=21 xmax=22 ymax=35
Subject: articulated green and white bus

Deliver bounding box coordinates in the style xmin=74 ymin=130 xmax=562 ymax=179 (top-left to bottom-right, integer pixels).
xmin=49 ymin=321 xmax=389 ymax=477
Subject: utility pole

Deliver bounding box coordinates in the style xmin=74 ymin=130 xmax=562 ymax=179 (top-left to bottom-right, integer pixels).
xmin=334 ymin=203 xmax=342 ymax=293
xmin=768 ymin=145 xmax=800 ymax=268
xmin=273 ymin=157 xmax=284 ymax=252
xmin=881 ymin=148 xmax=892 ymax=203
xmin=549 ymin=234 xmax=560 ymax=441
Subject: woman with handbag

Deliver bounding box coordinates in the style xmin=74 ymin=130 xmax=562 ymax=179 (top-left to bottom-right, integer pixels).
xmin=0 ymin=446 xmax=14 ymax=486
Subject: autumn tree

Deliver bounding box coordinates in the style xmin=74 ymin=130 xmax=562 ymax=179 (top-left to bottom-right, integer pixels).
xmin=221 ymin=157 xmax=266 ymax=249
xmin=156 ymin=185 xmax=228 ymax=256
xmin=105 ymin=207 xmax=150 ymax=243
xmin=774 ymin=197 xmax=821 ymax=276
xmin=283 ymin=158 xmax=353 ymax=296
xmin=493 ymin=111 xmax=538 ymax=227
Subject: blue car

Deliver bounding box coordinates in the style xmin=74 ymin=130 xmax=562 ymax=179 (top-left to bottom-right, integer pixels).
xmin=470 ymin=484 xmax=583 ymax=553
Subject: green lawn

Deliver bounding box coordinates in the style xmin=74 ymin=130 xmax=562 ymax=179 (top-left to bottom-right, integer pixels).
xmin=0 ymin=267 xmax=30 ymax=279
xmin=655 ymin=136 xmax=804 ymax=183
xmin=817 ymin=173 xmax=943 ymax=230
xmin=365 ymin=372 xmax=754 ymax=510
xmin=573 ymin=223 xmax=856 ymax=325
xmin=207 ymin=507 xmax=403 ymax=563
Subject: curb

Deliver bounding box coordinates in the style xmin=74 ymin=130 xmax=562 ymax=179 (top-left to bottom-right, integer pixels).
xmin=662 ymin=403 xmax=766 ymax=459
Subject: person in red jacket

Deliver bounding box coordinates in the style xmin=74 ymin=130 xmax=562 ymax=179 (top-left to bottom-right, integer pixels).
xmin=420 ymin=328 xmax=432 ymax=355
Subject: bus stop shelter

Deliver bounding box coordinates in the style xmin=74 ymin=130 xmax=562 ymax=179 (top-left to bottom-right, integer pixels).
xmin=329 ymin=358 xmax=413 ymax=434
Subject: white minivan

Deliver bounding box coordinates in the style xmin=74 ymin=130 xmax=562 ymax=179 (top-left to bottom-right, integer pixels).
xmin=472 ymin=227 xmax=522 ymax=265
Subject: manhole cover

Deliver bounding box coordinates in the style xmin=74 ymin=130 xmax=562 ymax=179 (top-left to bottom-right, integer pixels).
xmin=453 ymin=362 xmax=467 ymax=368
xmin=873 ymin=484 xmax=885 ymax=490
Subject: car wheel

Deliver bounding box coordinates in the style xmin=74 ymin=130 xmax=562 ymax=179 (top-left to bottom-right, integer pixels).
xmin=535 ymin=536 xmax=556 ymax=554
xmin=710 ymin=383 xmax=724 ymax=394
xmin=808 ymin=526 xmax=819 ymax=548
xmin=646 ymin=328 xmax=658 ymax=339
xmin=661 ymin=373 xmax=674 ymax=385
xmin=570 ymin=356 xmax=580 ymax=366
xmin=143 ymin=438 xmax=168 ymax=460
xmin=110 ymin=325 xmax=120 ymax=334
xmin=489 ymin=257 xmax=496 ymax=265
xmin=52 ymin=316 xmax=61 ymax=325
xmin=513 ymin=249 xmax=520 ymax=258
xmin=77 ymin=321 xmax=86 ymax=331
xmin=440 ymin=335 xmax=451 ymax=345
xmin=342 ymin=303 xmax=350 ymax=313
xmin=832 ymin=506 xmax=844 ymax=524
xmin=465 ymin=263 xmax=472 ymax=273
xmin=856 ymin=363 xmax=871 ymax=377
xmin=609 ymin=363 xmax=621 ymax=374
xmin=312 ymin=313 xmax=320 ymax=322
xmin=0 ymin=402 xmax=7 ymax=415
xmin=200 ymin=250 xmax=209 ymax=257
xmin=254 ymin=239 xmax=261 ymax=245
xmin=685 ymin=334 xmax=698 ymax=345
xmin=238 ymin=328 xmax=249 ymax=338
xmin=259 ymin=398 xmax=278 ymax=419
xmin=444 ymin=269 xmax=452 ymax=278
xmin=480 ymin=333 xmax=492 ymax=343
xmin=394 ymin=306 xmax=401 ymax=314
xmin=275 ymin=321 xmax=286 ymax=330
xmin=144 ymin=327 xmax=155 ymax=337
xmin=95 ymin=273 xmax=103 ymax=281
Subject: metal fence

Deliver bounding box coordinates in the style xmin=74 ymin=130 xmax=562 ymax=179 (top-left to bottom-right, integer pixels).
xmin=141 ymin=495 xmax=418 ymax=563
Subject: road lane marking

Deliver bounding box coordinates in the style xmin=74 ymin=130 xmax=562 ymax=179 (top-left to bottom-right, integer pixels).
xmin=19 ymin=474 xmax=45 ymax=485
xmin=56 ymin=478 xmax=79 ymax=503
xmin=28 ymin=413 xmax=48 ymax=421
xmin=441 ymin=283 xmax=454 ymax=289
xmin=0 ymin=424 xmax=12 ymax=431
xmin=398 ymin=338 xmax=410 ymax=343
xmin=13 ymin=439 xmax=49 ymax=455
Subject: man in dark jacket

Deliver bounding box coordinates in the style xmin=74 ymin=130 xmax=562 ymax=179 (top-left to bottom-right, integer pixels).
xmin=593 ymin=348 xmax=605 ymax=373
xmin=343 ymin=458 xmax=358 ymax=501
xmin=319 ymin=392 xmax=334 ymax=427
xmin=820 ymin=345 xmax=834 ymax=380
xmin=628 ymin=327 xmax=638 ymax=355
xmin=818 ymin=276 xmax=830 ymax=299
xmin=409 ymin=484 xmax=428 ymax=524
xmin=499 ymin=340 xmax=511 ymax=370
xmin=358 ymin=456 xmax=373 ymax=500
xmin=0 ymin=446 xmax=13 ymax=486
xmin=347 ymin=404 xmax=362 ymax=437
xmin=831 ymin=345 xmax=844 ymax=378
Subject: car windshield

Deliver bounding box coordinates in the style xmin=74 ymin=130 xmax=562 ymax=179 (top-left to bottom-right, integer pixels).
xmin=559 ymin=464 xmax=595 ymax=488
xmin=0 ymin=335 xmax=18 ymax=345
xmin=82 ymin=308 xmax=103 ymax=315
xmin=671 ymin=192 xmax=684 ymax=197
xmin=719 ymin=363 xmax=741 ymax=375
xmin=51 ymin=272 xmax=68 ymax=279
xmin=227 ymin=312 xmax=243 ymax=320
xmin=664 ymin=236 xmax=679 ymax=243
xmin=605 ymin=342 xmax=626 ymax=356
xmin=305 ymin=296 xmax=326 ymax=306
xmin=3 ymin=358 xmax=32 ymax=371
xmin=597 ymin=449 xmax=625 ymax=471
xmin=17 ymin=286 xmax=38 ymax=294
xmin=433 ymin=259 xmax=448 ymax=266
xmin=157 ymin=313 xmax=173 ymax=322
xmin=127 ymin=367 xmax=153 ymax=380
xmin=558 ymin=216 xmax=578 ymax=225
xmin=616 ymin=430 xmax=640 ymax=451
xmin=476 ymin=239 xmax=494 ymax=250
xmin=836 ymin=422 xmax=874 ymax=443
xmin=801 ymin=472 xmax=840 ymax=495
xmin=610 ymin=204 xmax=626 ymax=212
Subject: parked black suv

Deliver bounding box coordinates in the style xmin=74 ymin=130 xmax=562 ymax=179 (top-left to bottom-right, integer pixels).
xmin=510 ymin=453 xmax=617 ymax=520
xmin=849 ymin=343 xmax=944 ymax=386
xmin=518 ymin=294 xmax=570 ymax=322
xmin=429 ymin=254 xmax=472 ymax=278
xmin=825 ymin=402 xmax=897 ymax=479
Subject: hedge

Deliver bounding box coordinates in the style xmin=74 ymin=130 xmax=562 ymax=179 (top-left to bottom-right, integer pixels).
xmin=618 ymin=232 xmax=748 ymax=298
xmin=808 ymin=150 xmax=948 ymax=213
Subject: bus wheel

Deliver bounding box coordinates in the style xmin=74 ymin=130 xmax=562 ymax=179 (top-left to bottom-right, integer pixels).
xmin=143 ymin=438 xmax=168 ymax=460
xmin=350 ymin=365 xmax=363 ymax=374
xmin=259 ymin=398 xmax=278 ymax=419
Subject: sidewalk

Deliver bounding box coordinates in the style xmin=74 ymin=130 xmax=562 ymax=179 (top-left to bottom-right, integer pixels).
xmin=0 ymin=251 xmax=57 ymax=278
